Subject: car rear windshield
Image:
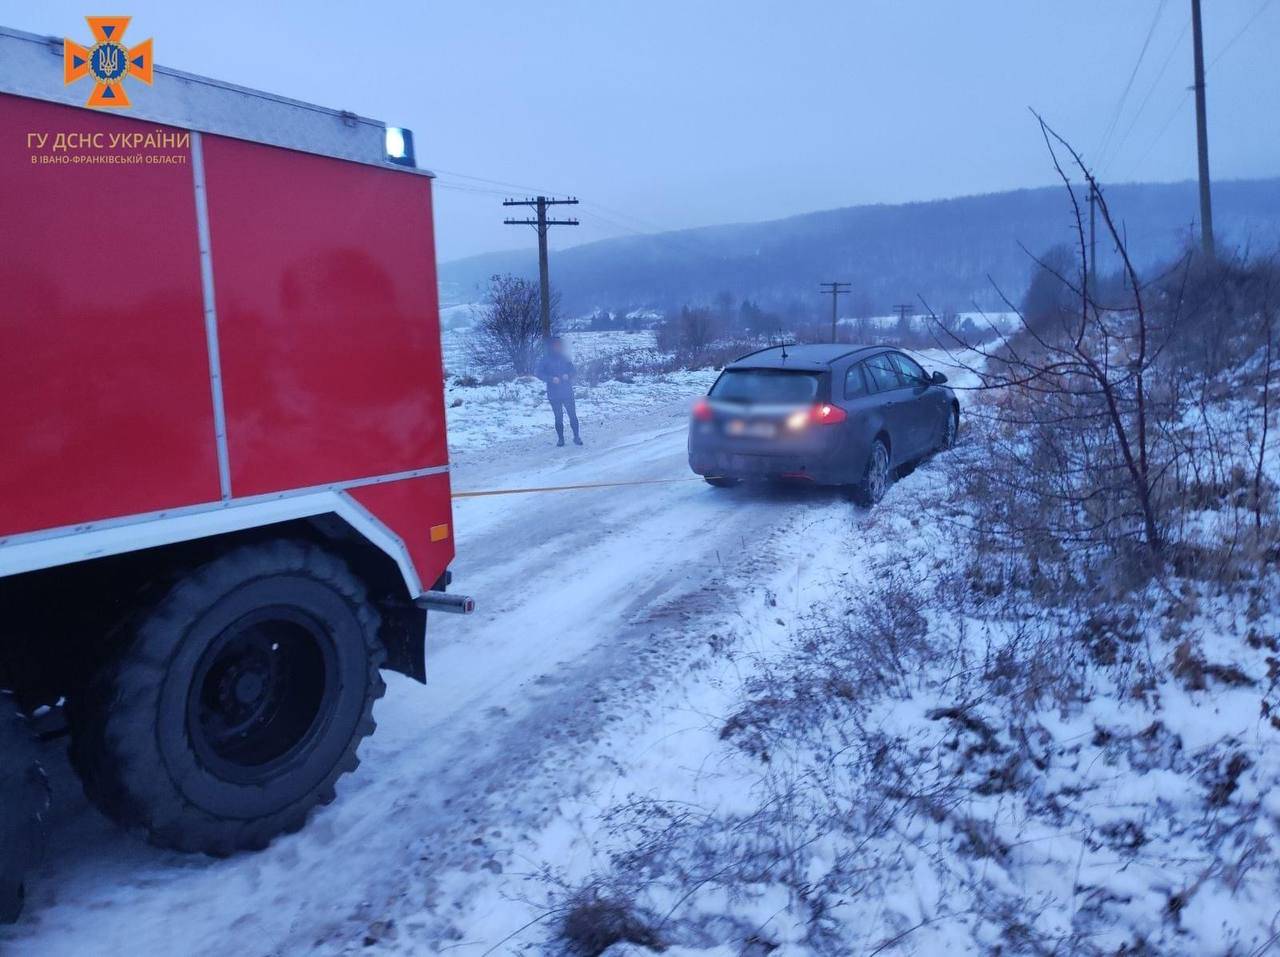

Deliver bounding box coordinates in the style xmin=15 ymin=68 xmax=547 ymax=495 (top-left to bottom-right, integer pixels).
xmin=711 ymin=369 xmax=821 ymax=404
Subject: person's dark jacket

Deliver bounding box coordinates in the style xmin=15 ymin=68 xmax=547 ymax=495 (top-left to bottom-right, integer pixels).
xmin=534 ymin=352 xmax=576 ymax=399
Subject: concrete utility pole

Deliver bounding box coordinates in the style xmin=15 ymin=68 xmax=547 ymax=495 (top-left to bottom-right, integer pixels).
xmin=503 ymin=196 xmax=580 ymax=338
xmin=1190 ymin=0 xmax=1215 ymax=257
xmin=819 ymin=281 xmax=851 ymax=343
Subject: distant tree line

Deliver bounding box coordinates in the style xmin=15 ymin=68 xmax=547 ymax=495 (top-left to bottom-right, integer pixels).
xmin=584 ymin=308 xmax=649 ymax=332
xmin=649 ymin=288 xmax=1000 ymax=358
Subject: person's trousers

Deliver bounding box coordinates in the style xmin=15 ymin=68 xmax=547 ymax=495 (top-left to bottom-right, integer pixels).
xmin=550 ymin=392 xmax=579 ymax=439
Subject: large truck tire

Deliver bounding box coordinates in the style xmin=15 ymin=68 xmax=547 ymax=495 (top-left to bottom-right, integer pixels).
xmin=68 ymin=541 xmax=386 ymax=855
xmin=0 ymin=705 xmax=49 ymax=923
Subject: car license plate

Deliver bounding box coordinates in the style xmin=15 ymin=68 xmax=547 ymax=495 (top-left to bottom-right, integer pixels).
xmin=727 ymin=419 xmax=776 ymax=439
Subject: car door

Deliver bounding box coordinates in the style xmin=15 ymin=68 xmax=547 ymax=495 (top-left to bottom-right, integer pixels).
xmin=840 ymin=360 xmax=879 ymax=478
xmin=861 ymin=352 xmax=918 ymax=463
xmin=889 ymin=352 xmax=947 ymax=453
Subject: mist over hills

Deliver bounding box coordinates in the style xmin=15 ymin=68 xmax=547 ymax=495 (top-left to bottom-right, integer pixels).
xmin=438 ymin=178 xmax=1280 ymax=317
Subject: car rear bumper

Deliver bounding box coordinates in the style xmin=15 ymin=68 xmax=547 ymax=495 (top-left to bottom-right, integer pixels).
xmin=689 ymin=446 xmax=849 ymax=485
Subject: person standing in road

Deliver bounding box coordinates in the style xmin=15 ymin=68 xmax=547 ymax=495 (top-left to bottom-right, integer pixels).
xmin=534 ymin=336 xmax=583 ymax=447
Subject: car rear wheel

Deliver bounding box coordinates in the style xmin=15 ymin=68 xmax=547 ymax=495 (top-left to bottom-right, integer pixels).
xmin=704 ymin=476 xmax=740 ymax=488
xmin=940 ymin=407 xmax=958 ymax=450
xmin=850 ymin=439 xmax=891 ymax=507
xmin=68 ymin=541 xmax=385 ymax=856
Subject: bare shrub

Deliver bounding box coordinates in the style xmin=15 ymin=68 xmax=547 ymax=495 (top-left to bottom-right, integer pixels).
xmin=560 ymin=540 xmax=1276 ymax=951
xmin=468 ymin=274 xmax=560 ymax=375
xmin=559 ymin=889 xmax=662 ymax=956
xmin=575 ymin=349 xmax=669 ymax=386
xmin=654 ymin=306 xmax=721 ymax=355
xmin=928 ymin=119 xmax=1280 ymax=582
xmin=677 ymin=339 xmax=763 ymax=371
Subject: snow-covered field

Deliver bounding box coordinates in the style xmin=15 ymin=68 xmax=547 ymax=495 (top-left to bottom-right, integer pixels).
xmin=442 ymin=328 xmax=658 ymax=380
xmin=444 ymin=367 xmax=717 ymax=455
xmin=5 ymin=343 xmax=1276 ymax=955
xmin=441 ymin=328 xmax=717 ymax=455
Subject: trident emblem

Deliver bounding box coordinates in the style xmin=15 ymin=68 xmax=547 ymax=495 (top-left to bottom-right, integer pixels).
xmin=64 ymin=16 xmax=153 ymax=109
xmin=97 ymin=45 xmax=121 ymax=77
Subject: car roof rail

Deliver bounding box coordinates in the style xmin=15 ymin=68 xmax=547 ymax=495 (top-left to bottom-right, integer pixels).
xmin=832 ymin=345 xmax=878 ymax=363
xmin=727 ymin=343 xmax=883 ymax=368
xmin=732 ymin=344 xmax=787 ymax=361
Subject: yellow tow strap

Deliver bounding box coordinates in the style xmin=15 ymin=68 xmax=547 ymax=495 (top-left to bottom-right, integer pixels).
xmin=452 ymin=476 xmax=711 ymax=499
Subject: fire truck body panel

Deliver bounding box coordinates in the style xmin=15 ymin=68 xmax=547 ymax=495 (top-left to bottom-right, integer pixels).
xmin=201 ymin=133 xmax=449 ymax=499
xmin=0 ymin=94 xmax=219 ymax=536
xmin=0 ymin=26 xmax=453 ymax=598
xmin=347 ymin=471 xmax=455 ymax=600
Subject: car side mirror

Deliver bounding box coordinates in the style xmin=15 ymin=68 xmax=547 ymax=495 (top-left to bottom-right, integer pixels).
xmin=931 ymin=371 xmax=948 ymax=385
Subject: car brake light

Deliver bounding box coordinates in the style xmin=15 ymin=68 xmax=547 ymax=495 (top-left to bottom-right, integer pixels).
xmin=786 ymin=403 xmax=846 ymax=430
xmin=812 ymin=403 xmax=847 ymax=425
xmin=692 ymin=397 xmax=713 ymax=421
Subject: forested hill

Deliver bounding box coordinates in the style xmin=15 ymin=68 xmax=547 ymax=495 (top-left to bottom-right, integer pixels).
xmin=438 ymin=178 xmax=1280 ymax=315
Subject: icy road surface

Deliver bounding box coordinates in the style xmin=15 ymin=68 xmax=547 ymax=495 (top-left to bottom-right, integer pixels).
xmin=4 ymin=354 xmax=969 ymax=954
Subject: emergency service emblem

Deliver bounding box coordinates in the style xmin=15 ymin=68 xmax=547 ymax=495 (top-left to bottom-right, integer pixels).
xmin=64 ymin=16 xmax=153 ymax=108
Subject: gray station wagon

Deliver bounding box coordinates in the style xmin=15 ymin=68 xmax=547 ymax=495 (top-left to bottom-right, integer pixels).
xmin=687 ymin=344 xmax=959 ymax=505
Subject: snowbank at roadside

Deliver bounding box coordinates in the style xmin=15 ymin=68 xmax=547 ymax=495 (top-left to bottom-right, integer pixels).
xmin=422 ymin=419 xmax=1280 ymax=954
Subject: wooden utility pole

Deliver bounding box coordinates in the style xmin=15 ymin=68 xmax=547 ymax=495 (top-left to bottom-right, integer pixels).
xmin=819 ymin=281 xmax=851 ymax=343
xmin=503 ymin=196 xmax=580 ymax=338
xmin=1190 ymin=0 xmax=1215 ymax=257
xmin=893 ymin=303 xmax=913 ymax=331
xmin=1088 ymin=183 xmax=1097 ymax=298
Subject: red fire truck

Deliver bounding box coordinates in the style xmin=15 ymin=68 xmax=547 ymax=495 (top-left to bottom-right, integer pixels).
xmin=0 ymin=25 xmax=470 ymax=918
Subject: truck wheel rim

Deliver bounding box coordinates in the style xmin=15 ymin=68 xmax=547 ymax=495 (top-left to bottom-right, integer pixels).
xmin=187 ymin=607 xmax=336 ymax=785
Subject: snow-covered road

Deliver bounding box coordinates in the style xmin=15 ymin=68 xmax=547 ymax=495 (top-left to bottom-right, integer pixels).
xmin=5 ymin=386 xmax=868 ymax=955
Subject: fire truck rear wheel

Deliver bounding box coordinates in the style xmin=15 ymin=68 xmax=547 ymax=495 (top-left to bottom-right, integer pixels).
xmin=68 ymin=541 xmax=386 ymax=856
xmin=0 ymin=707 xmax=49 ymax=924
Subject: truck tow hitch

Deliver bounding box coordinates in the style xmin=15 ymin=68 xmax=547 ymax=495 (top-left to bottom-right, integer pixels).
xmin=416 ymin=592 xmax=476 ymax=614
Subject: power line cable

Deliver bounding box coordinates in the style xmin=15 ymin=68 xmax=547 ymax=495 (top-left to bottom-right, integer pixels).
xmin=1125 ymin=0 xmax=1273 ymax=179
xmin=434 ymin=181 xmax=511 ymax=197
xmin=1101 ymin=17 xmax=1188 ymax=177
xmin=1095 ymin=0 xmax=1167 ymax=171
xmin=434 ymin=168 xmax=680 ymax=243
xmin=431 ymin=166 xmax=571 ymax=199
xmin=1207 ymin=0 xmax=1274 ymax=68
xmin=581 ymin=201 xmax=672 ymax=235
xmin=575 ymin=208 xmax=648 ymax=237
xmin=431 ymin=150 xmax=710 ymax=236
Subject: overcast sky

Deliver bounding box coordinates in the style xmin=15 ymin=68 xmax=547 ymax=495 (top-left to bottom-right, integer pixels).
xmin=5 ymin=1 xmax=1276 ymax=261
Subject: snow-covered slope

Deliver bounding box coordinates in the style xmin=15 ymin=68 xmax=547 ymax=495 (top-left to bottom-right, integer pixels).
xmin=7 ymin=346 xmax=1274 ymax=955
